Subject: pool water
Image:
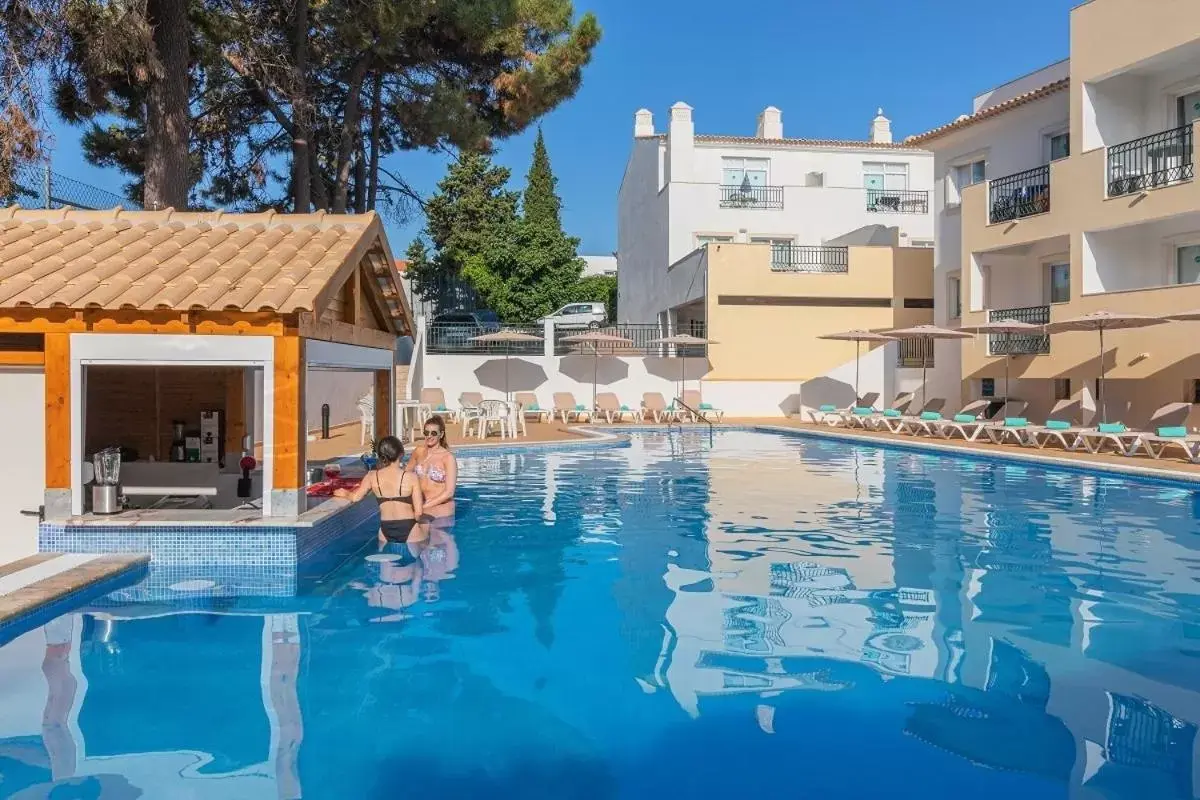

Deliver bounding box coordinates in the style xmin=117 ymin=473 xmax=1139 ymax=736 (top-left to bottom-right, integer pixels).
xmin=2 ymin=429 xmax=1200 ymax=799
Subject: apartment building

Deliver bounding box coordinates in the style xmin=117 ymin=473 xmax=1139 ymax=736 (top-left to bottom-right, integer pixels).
xmin=616 ymin=103 xmax=935 ymax=409
xmin=914 ymin=0 xmax=1200 ymax=422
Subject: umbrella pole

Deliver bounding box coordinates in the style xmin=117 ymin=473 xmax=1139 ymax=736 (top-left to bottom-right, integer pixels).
xmin=1004 ymin=353 xmax=1011 ymax=418
xmin=1099 ymin=326 xmax=1106 ymax=424
xmin=593 ymin=347 xmax=598 ymax=411
xmin=505 ymin=349 xmax=511 ymax=402
xmin=855 ymin=341 xmax=861 ymax=402
xmin=921 ymin=338 xmax=928 ymax=410
xmin=679 ymin=355 xmax=685 ymax=403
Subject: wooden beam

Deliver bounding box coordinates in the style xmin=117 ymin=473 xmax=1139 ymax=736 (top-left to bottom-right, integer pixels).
xmin=225 ymin=369 xmax=247 ymax=462
xmin=272 ymin=337 xmax=305 ymax=490
xmin=295 ymin=312 xmax=398 ymax=350
xmin=0 ymin=351 xmax=44 ymax=366
xmin=374 ymin=369 xmax=392 ymax=441
xmin=44 ymin=333 xmax=71 ymax=490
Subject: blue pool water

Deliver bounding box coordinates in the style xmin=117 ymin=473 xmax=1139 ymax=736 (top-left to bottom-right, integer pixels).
xmin=2 ymin=429 xmax=1200 ymax=799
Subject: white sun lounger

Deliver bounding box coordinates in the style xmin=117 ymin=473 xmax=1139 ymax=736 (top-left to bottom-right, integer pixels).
xmin=1074 ymin=402 xmax=1191 ymax=457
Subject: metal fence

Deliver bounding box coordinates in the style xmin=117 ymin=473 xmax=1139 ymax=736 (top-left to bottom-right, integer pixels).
xmin=426 ymin=323 xmax=544 ymax=355
xmin=719 ymin=184 xmax=784 ymax=209
xmin=865 ymin=188 xmax=929 ymax=214
xmin=5 ymin=163 xmax=139 ymax=210
xmin=770 ymin=245 xmax=849 ymax=273
xmin=988 ymin=305 xmax=1050 ymax=355
xmin=989 ymin=164 xmax=1050 ymax=224
xmin=1107 ymin=124 xmax=1194 ymax=197
xmin=897 ymin=338 xmax=934 ymax=368
xmin=426 ymin=321 xmax=708 ymax=357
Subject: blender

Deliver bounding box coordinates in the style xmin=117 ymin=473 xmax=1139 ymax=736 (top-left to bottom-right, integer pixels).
xmin=92 ymin=447 xmax=122 ymax=514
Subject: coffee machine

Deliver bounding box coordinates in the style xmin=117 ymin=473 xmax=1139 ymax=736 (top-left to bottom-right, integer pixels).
xmin=92 ymin=447 xmax=122 ymax=515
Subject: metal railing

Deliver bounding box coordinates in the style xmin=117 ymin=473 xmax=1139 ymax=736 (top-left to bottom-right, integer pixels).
xmin=1107 ymin=124 xmax=1194 ymax=197
xmin=719 ymin=184 xmax=784 ymax=209
xmin=770 ymin=245 xmax=849 ymax=273
xmin=554 ymin=322 xmax=706 ymax=356
xmin=897 ymin=338 xmax=934 ymax=368
xmin=865 ymin=188 xmax=929 ymax=214
xmin=5 ymin=162 xmax=140 ymax=210
xmin=426 ymin=323 xmax=544 ymax=355
xmin=988 ymin=305 xmax=1050 ymax=355
xmin=989 ymin=164 xmax=1050 ymax=223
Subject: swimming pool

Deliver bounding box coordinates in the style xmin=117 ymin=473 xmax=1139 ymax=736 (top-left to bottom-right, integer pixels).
xmin=2 ymin=428 xmax=1199 ymax=799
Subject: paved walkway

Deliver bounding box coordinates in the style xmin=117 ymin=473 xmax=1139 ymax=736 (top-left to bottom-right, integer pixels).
xmin=0 ymin=553 xmax=149 ymax=627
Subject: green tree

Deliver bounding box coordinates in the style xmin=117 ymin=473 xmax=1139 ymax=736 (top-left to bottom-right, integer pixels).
xmin=522 ymin=129 xmax=560 ymax=228
xmin=573 ymin=274 xmax=617 ymax=321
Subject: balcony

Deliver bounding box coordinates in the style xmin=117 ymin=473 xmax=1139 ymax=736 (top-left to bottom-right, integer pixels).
xmin=1107 ymin=124 xmax=1194 ymax=198
xmin=989 ymin=165 xmax=1050 ymax=224
xmin=987 ymin=305 xmax=1050 ymax=355
xmin=770 ymin=245 xmax=849 ymax=273
xmin=897 ymin=338 xmax=933 ymax=368
xmin=719 ymin=184 xmax=784 ymax=209
xmin=865 ymin=188 xmax=929 ymax=214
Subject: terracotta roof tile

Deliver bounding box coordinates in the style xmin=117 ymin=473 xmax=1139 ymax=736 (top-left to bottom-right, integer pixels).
xmin=904 ymin=78 xmax=1070 ymax=145
xmin=0 ymin=206 xmax=411 ymax=332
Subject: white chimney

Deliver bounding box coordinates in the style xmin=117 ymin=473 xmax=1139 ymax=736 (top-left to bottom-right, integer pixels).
xmin=666 ymin=102 xmax=695 ymax=182
xmin=634 ymin=108 xmax=654 ymax=137
xmin=870 ymin=107 xmax=893 ymax=144
xmin=756 ymin=106 xmax=783 ymax=139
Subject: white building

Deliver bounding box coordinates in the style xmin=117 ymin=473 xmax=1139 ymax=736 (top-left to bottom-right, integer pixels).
xmin=582 ymin=254 xmax=618 ymax=277
xmin=616 ymin=103 xmax=935 ymax=324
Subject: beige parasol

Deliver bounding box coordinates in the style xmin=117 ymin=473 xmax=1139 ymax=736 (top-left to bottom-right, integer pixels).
xmin=884 ymin=324 xmax=974 ymax=408
xmin=561 ymin=331 xmax=636 ymax=408
xmin=650 ymin=333 xmax=716 ymax=400
xmin=469 ymin=330 xmax=544 ymax=400
xmin=1044 ymin=310 xmax=1165 ymax=423
xmin=817 ymin=330 xmax=896 ymax=401
xmin=954 ymin=319 xmax=1045 ymax=414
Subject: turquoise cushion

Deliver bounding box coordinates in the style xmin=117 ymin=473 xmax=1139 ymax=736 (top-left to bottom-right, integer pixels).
xmin=575 ymin=404 xmax=586 ymax=411
xmin=953 ymin=414 xmax=975 ymax=423
xmin=1045 ymin=420 xmax=1071 ymax=430
xmin=620 ymin=405 xmax=630 ymax=411
xmin=1098 ymin=422 xmax=1126 ymax=434
xmin=920 ymin=411 xmax=942 ymax=421
xmin=699 ymin=403 xmax=714 ymax=410
xmin=853 ymin=407 xmax=874 ymax=415
xmin=819 ymin=404 xmax=838 ymax=413
xmin=436 ymin=404 xmax=447 ymax=411
xmin=883 ymin=409 xmax=902 ymax=418
xmin=1004 ymin=417 xmax=1027 ymax=427
xmin=528 ymin=403 xmax=540 ymax=411
xmin=1158 ymin=425 xmax=1188 ymax=438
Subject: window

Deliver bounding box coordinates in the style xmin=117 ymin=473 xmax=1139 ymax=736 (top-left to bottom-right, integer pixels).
xmin=863 ymin=162 xmax=909 ymax=191
xmin=1192 ymin=379 xmax=1200 ymax=404
xmin=696 ymin=234 xmax=734 ymax=247
xmin=805 ymin=171 xmax=825 ymax=187
xmin=1053 ymin=378 xmax=1072 ymax=401
xmin=947 ymin=159 xmax=986 ymax=205
xmin=1047 ymin=263 xmax=1070 ymax=303
xmin=1178 ymin=91 xmax=1200 ymax=127
xmin=1048 ymin=132 xmax=1070 ymax=161
xmin=1176 ymin=244 xmax=1200 ymax=284
xmin=722 ymin=157 xmax=769 ymax=187
xmin=981 ymin=378 xmax=995 ymax=398
xmin=911 ymin=239 xmax=934 ymax=248
xmin=750 ymin=236 xmax=795 ymax=247
xmin=948 ymin=275 xmax=962 ymax=319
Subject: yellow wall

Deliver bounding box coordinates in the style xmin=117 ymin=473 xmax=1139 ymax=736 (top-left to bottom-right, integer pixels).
xmin=703 ymin=243 xmax=933 ymax=381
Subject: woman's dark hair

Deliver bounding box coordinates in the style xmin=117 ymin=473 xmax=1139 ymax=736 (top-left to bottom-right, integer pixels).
xmin=424 ymin=415 xmax=449 ymax=449
xmin=375 ymin=435 xmax=405 ymax=466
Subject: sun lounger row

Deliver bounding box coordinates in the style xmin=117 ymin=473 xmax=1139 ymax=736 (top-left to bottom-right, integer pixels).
xmin=416 ymin=388 xmax=724 ymax=425
xmin=816 ymin=393 xmax=1200 ymax=463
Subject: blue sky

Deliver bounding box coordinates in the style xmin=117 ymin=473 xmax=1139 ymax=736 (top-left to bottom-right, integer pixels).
xmin=44 ymin=0 xmax=1079 ymax=257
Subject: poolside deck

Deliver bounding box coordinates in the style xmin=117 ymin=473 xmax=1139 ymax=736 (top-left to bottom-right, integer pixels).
xmin=0 ymin=553 xmax=149 ymax=637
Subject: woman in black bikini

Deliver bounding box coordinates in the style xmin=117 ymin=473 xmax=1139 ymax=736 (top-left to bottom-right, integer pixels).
xmin=334 ymin=436 xmax=425 ymax=545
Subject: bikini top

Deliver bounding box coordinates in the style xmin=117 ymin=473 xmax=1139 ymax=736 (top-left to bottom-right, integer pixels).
xmin=372 ymin=471 xmax=414 ymax=506
xmin=414 ymin=460 xmax=447 ymax=483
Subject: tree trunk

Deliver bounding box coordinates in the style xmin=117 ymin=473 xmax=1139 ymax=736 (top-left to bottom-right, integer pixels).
xmin=367 ymin=71 xmax=382 ymax=210
xmin=143 ymin=0 xmax=190 ymax=210
xmin=331 ymin=58 xmax=368 ymax=214
xmin=289 ymin=0 xmax=311 ymax=212
xmin=353 ymin=147 xmax=367 ymax=213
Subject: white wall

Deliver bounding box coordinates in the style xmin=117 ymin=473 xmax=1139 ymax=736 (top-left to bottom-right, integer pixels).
xmin=1084 ymin=53 xmax=1200 ymax=151
xmin=973 ymin=60 xmax=1070 ymax=112
xmin=617 ymin=138 xmax=670 ymax=323
xmin=582 ymin=255 xmax=618 ymax=277
xmin=305 ymin=369 xmax=373 ymax=432
xmin=1085 ymin=213 xmax=1200 ymax=293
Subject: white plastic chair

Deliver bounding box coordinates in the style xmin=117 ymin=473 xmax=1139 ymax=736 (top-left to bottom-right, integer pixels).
xmin=357 ymin=393 xmax=375 ymax=445
xmin=478 ymin=400 xmax=511 ymax=439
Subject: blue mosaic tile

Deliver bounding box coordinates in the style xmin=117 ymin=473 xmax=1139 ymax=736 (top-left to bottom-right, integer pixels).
xmin=0 ymin=562 xmax=149 ymax=647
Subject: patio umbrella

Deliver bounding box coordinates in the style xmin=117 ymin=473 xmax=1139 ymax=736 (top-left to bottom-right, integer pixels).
xmin=1044 ymin=310 xmax=1164 ymax=423
xmin=649 ymin=333 xmax=717 ymax=400
xmin=883 ymin=324 xmax=973 ymax=409
xmin=817 ymin=329 xmax=896 ymax=401
xmin=954 ymin=319 xmax=1045 ymax=414
xmin=469 ymin=330 xmax=544 ymax=400
xmin=561 ymin=331 xmax=635 ymax=408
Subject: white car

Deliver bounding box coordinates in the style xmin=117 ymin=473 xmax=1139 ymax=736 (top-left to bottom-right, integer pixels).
xmin=539 ymin=302 xmax=606 ymax=329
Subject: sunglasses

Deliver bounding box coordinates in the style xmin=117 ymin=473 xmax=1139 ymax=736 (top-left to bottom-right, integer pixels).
xmin=423 ymin=430 xmax=441 ymax=437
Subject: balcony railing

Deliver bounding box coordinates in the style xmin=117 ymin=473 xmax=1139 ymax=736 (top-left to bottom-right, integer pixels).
xmin=988 ymin=305 xmax=1050 ymax=355
xmin=866 ymin=188 xmax=929 ymax=214
xmin=897 ymin=338 xmax=934 ymax=368
xmin=719 ymin=184 xmax=784 ymax=209
xmin=770 ymin=245 xmax=849 ymax=273
xmin=989 ymin=165 xmax=1050 ymax=224
xmin=1107 ymin=124 xmax=1194 ymax=197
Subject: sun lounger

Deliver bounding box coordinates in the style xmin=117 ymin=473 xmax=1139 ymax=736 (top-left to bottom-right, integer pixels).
xmin=930 ymin=400 xmax=991 ymax=441
xmin=985 ymin=400 xmax=1082 ymax=447
xmin=810 ymin=392 xmax=880 ymax=426
xmin=1143 ymin=424 xmax=1200 ymax=462
xmin=1075 ymin=402 xmax=1191 ymax=457
xmin=595 ymin=392 xmax=642 ymax=423
xmin=939 ymin=400 xmax=1027 ymax=442
xmin=683 ymin=390 xmax=724 ymax=423
xmin=515 ymin=392 xmax=551 ymax=423
xmin=643 ymin=392 xmax=683 ymax=423
xmin=419 ymin=388 xmax=456 ymax=421
xmin=882 ymin=398 xmax=946 ymax=434
xmin=849 ymin=392 xmax=913 ymax=429
xmin=553 ymin=392 xmax=591 ymax=423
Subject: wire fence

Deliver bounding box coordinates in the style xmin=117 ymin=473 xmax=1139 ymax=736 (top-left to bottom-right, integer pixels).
xmin=4 ymin=163 xmax=140 ymax=211
xmin=426 ymin=321 xmax=709 ymax=357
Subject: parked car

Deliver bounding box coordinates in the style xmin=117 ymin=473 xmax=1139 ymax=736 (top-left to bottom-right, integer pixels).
xmin=428 ymin=310 xmax=500 ymax=351
xmin=539 ymin=302 xmax=606 ymax=329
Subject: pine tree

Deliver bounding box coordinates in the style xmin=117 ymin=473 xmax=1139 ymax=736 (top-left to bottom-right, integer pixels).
xmin=522 ymin=129 xmax=560 ymax=228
